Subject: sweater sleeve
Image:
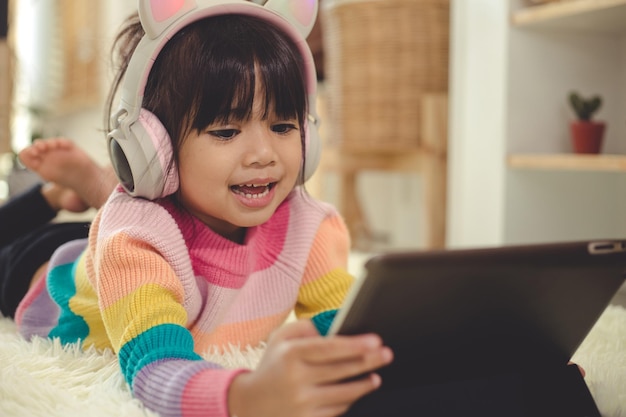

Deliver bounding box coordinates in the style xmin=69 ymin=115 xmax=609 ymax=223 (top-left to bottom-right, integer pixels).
xmin=295 ymin=212 xmax=355 ymax=335
xmin=88 ymin=195 xmax=244 ymax=417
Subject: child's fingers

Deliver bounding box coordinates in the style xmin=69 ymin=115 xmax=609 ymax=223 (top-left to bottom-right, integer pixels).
xmin=270 ymin=320 xmax=388 ymax=365
xmin=307 ymin=347 xmax=393 ymax=385
xmin=313 ymin=372 xmax=383 ymax=414
xmin=267 ymin=320 xmax=393 ymax=385
xmin=293 ymin=333 xmax=386 ymax=364
xmin=275 ymin=334 xmax=393 ymax=385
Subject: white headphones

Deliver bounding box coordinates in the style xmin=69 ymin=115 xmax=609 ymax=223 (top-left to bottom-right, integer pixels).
xmin=108 ymin=0 xmax=321 ymax=200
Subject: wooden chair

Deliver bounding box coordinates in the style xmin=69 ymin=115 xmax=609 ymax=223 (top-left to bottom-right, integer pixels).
xmin=319 ymin=0 xmax=450 ymax=249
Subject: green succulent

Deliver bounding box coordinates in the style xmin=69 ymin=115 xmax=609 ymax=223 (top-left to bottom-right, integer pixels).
xmin=569 ymin=91 xmax=602 ymax=121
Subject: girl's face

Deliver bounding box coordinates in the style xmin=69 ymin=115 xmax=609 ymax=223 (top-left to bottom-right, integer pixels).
xmin=176 ymin=85 xmax=303 ymax=243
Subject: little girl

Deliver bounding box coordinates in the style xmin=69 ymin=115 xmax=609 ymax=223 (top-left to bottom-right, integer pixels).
xmin=13 ymin=1 xmax=392 ymax=417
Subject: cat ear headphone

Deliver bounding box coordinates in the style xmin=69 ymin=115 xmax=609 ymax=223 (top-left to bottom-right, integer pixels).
xmin=107 ymin=0 xmax=321 ymax=200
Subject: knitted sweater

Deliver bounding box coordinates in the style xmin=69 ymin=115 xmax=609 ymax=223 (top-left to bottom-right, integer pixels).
xmin=15 ymin=187 xmax=354 ymax=417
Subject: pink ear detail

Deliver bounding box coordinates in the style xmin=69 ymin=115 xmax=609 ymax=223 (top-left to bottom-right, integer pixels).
xmin=289 ymin=0 xmax=316 ymax=27
xmin=150 ymin=0 xmax=187 ymax=22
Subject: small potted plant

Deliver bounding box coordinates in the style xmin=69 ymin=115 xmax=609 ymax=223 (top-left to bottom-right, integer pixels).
xmin=568 ymin=91 xmax=605 ymax=154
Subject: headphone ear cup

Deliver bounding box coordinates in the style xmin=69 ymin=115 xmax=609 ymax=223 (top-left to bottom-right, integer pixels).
xmin=303 ymin=116 xmax=321 ymax=182
xmin=108 ymin=109 xmax=179 ymax=200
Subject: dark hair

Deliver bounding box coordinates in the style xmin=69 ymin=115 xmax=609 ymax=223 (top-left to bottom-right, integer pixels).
xmin=106 ymin=13 xmax=309 ymax=181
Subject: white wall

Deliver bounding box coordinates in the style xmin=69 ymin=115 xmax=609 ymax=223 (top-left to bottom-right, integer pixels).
xmin=506 ymin=28 xmax=624 ymax=154
xmin=447 ymin=0 xmax=509 ymax=248
xmin=449 ymin=0 xmax=626 ymax=248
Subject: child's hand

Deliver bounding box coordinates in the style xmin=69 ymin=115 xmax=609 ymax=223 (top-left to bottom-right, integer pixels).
xmin=228 ymin=319 xmax=393 ymax=417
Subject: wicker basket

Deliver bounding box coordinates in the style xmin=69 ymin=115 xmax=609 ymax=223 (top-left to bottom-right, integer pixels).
xmin=321 ymin=0 xmax=449 ymax=152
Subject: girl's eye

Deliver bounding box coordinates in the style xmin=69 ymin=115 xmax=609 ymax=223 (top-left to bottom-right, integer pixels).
xmin=272 ymin=123 xmax=298 ymax=134
xmin=209 ymin=129 xmax=239 ymax=140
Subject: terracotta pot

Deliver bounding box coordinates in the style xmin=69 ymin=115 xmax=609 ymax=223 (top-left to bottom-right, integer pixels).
xmin=570 ymin=121 xmax=606 ymax=154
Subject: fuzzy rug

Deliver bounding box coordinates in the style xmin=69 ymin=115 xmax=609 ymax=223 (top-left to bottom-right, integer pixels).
xmin=1 ymin=305 xmax=625 ymax=417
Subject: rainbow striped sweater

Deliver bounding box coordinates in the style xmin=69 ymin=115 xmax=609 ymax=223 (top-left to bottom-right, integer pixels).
xmin=15 ymin=187 xmax=354 ymax=417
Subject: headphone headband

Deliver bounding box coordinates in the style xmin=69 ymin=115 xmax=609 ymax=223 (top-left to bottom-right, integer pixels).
xmin=113 ymin=0 xmax=318 ymax=132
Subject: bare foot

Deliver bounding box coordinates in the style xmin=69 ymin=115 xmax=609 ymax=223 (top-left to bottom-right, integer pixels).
xmin=18 ymin=138 xmax=118 ymax=209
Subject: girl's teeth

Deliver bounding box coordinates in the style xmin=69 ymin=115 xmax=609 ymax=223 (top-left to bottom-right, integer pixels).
xmin=233 ymin=185 xmax=270 ymax=199
xmin=235 ymin=189 xmax=269 ymax=199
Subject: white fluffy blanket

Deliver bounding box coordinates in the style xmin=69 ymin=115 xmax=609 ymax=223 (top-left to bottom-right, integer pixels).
xmin=1 ymin=306 xmax=625 ymax=417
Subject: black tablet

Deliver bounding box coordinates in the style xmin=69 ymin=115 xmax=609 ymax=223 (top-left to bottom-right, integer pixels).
xmin=329 ymin=239 xmax=626 ymax=387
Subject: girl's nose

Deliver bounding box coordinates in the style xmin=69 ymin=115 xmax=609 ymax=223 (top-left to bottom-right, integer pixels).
xmin=244 ymin=127 xmax=276 ymax=167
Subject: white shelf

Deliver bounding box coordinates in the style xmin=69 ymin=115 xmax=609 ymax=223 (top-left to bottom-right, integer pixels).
xmin=508 ymin=153 xmax=626 ymax=172
xmin=512 ymin=0 xmax=626 ymax=34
